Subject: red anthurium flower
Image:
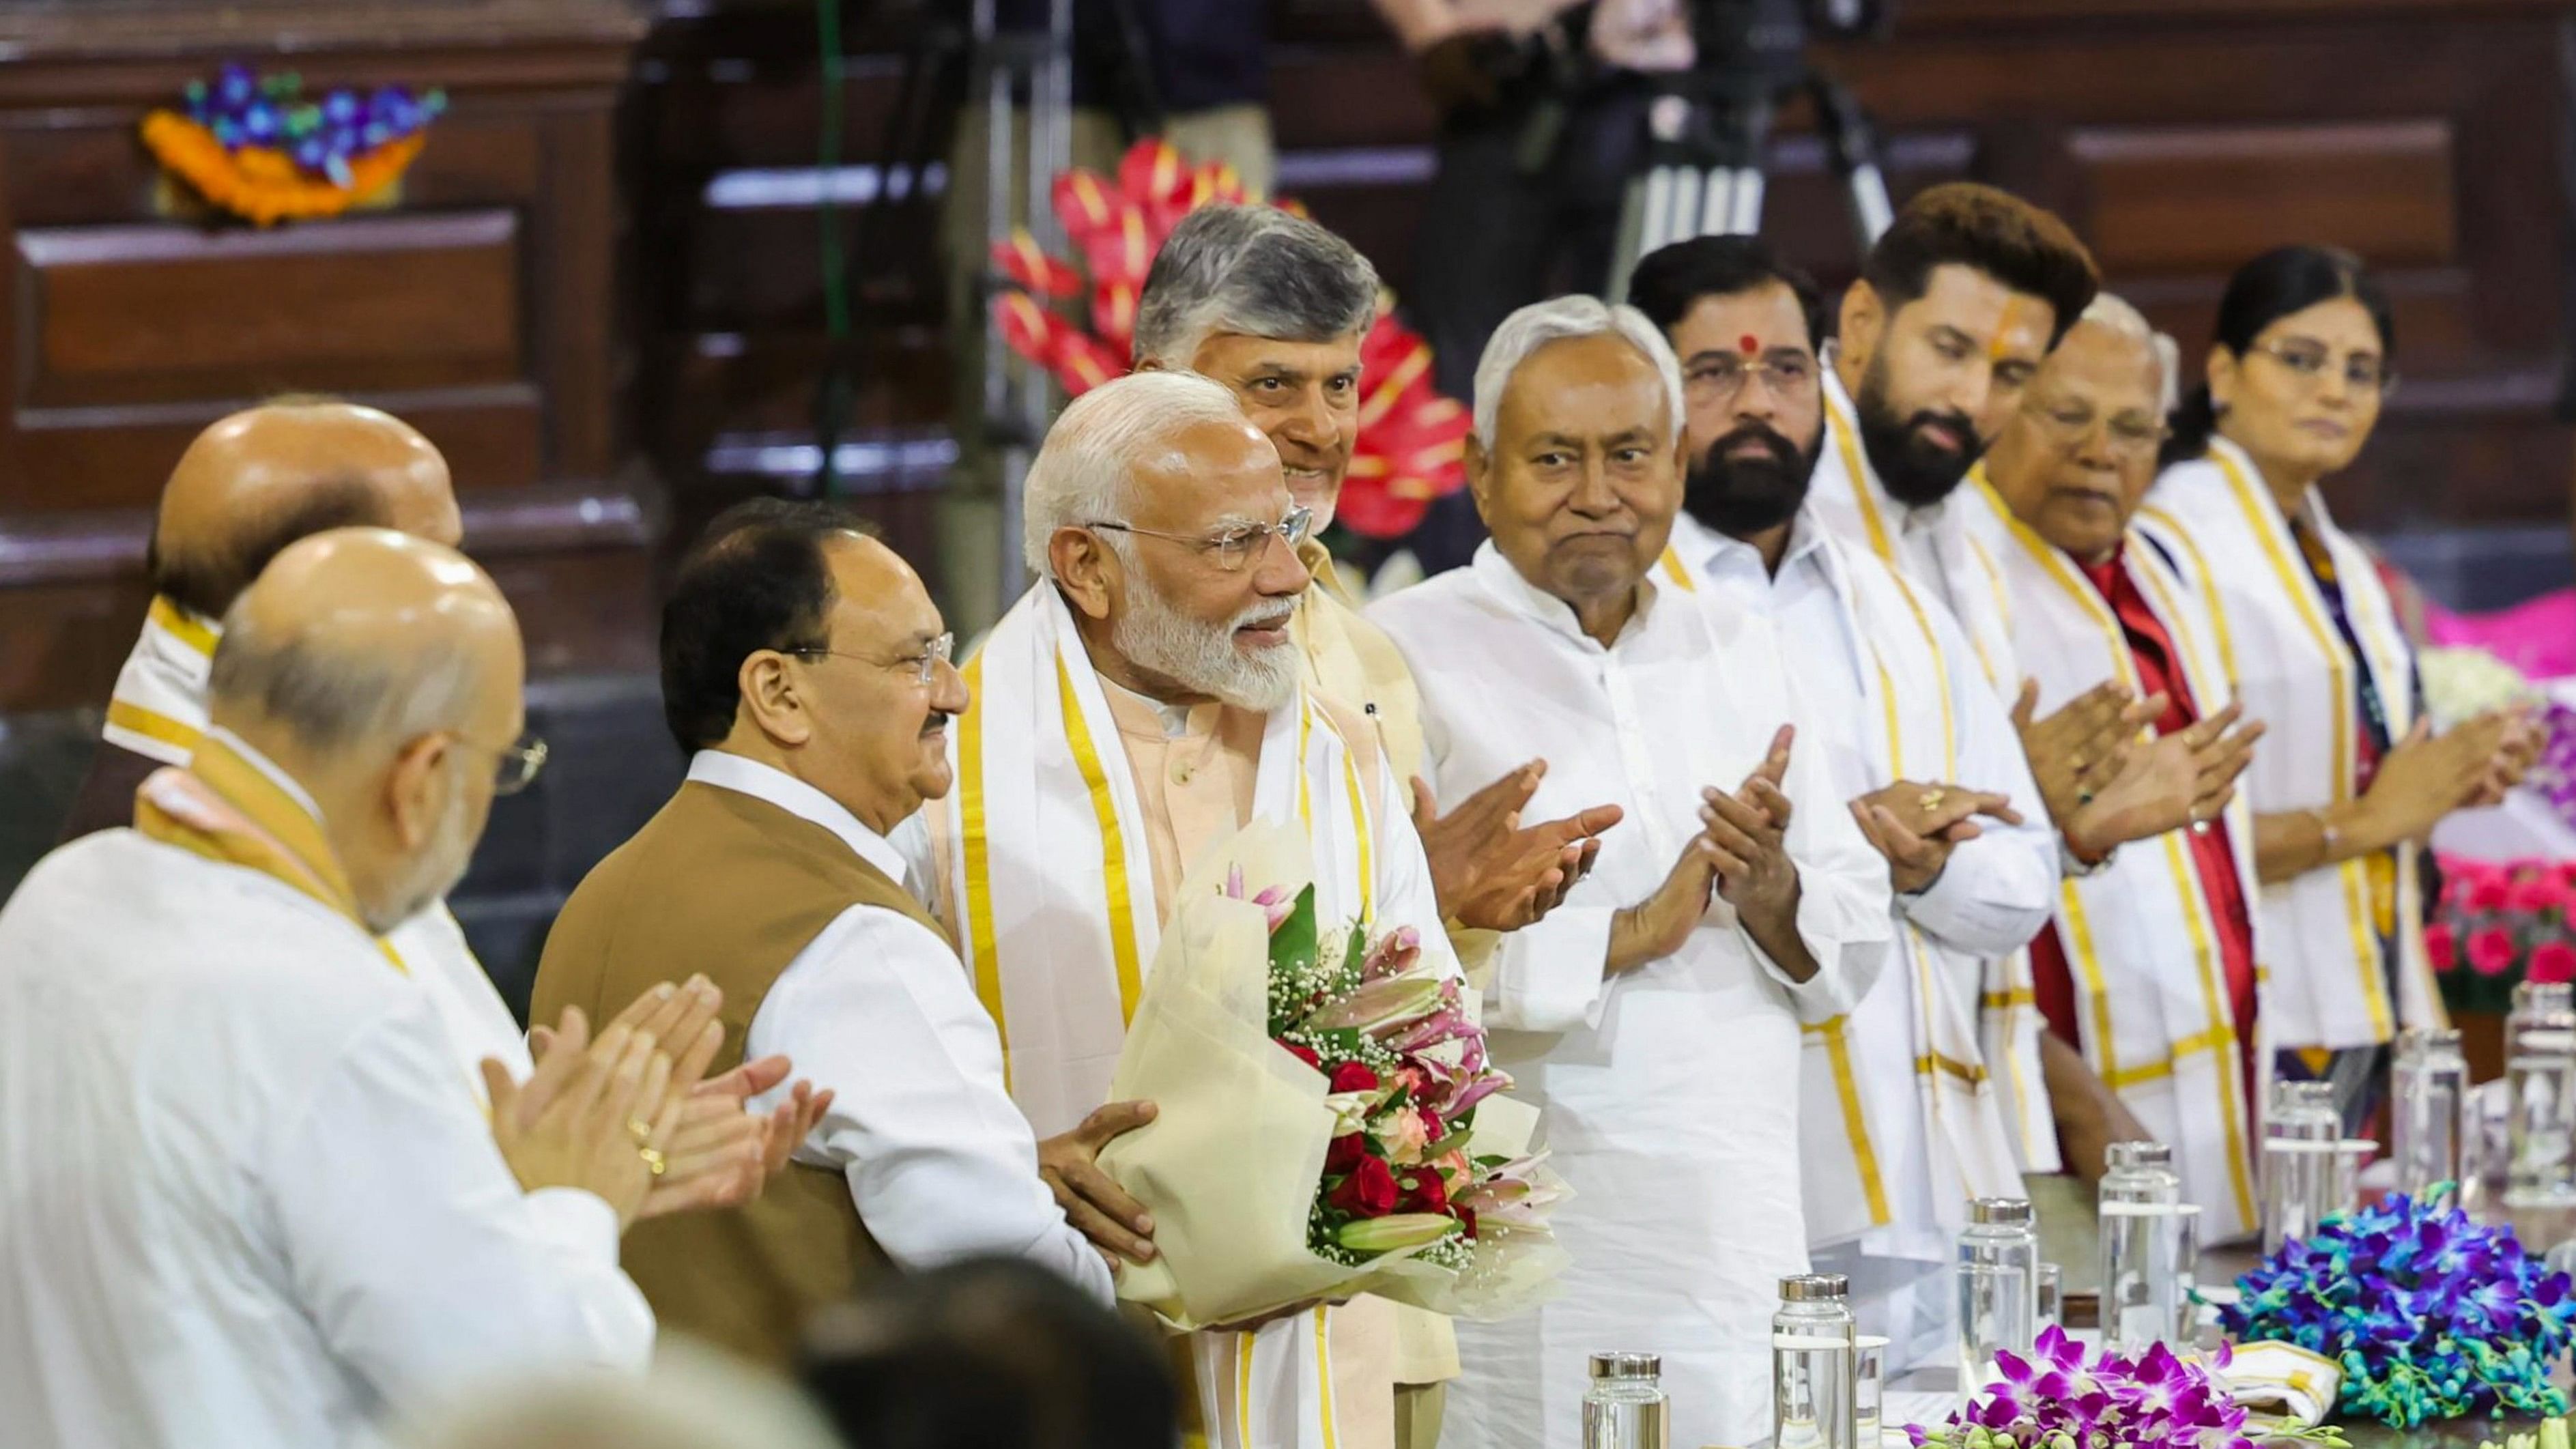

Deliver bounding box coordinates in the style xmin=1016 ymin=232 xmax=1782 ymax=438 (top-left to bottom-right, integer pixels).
xmin=990 ymin=227 xmax=1081 ymax=299
xmin=1091 ymin=281 xmax=1139 ymax=357
xmin=1050 ymin=330 xmax=1128 ymax=395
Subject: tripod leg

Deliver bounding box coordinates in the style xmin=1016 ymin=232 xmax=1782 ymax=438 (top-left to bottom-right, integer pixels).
xmin=1808 ymin=72 xmax=1894 ymax=250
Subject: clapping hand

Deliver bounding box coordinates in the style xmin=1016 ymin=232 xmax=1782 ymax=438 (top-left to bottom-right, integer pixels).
xmin=1850 ymin=779 xmax=2022 ymax=895
xmin=1700 ymin=726 xmax=1803 ymax=932
xmin=1413 ymin=764 xmax=1624 ymax=932
xmin=486 ymin=1009 xmax=675 ymax=1231
xmin=2010 ymin=678 xmax=2164 ymax=829
xmin=2063 ymin=703 xmax=2265 ymax=857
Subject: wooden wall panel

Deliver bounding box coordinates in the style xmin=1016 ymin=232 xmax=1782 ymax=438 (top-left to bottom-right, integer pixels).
xmin=2072 ymin=121 xmax=2457 ymax=274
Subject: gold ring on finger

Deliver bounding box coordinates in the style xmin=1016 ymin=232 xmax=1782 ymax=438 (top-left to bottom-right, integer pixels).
xmin=1918 ymin=788 xmax=1945 ymax=815
xmin=638 ymin=1145 xmax=668 ymax=1177
xmin=627 ymin=1117 xmax=654 ymax=1143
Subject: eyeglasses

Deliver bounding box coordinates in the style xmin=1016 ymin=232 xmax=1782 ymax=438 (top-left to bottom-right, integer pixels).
xmin=790 ymin=631 xmax=956 ymax=688
xmin=453 ymin=732 xmax=548 ymax=796
xmin=2247 ymin=337 xmax=2395 ymax=395
xmin=2025 ymin=401 xmax=2168 ymax=458
xmin=1683 ymin=353 xmax=1817 ymax=403
xmin=1087 ymin=504 xmax=1315 ymax=574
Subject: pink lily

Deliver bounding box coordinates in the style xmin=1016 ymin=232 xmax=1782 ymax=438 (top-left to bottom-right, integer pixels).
xmin=1360 ymin=926 xmax=1422 ymax=982
xmin=1302 ymin=972 xmax=1444 ymax=1033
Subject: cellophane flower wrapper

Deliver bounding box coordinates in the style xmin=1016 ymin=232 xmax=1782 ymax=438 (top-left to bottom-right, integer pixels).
xmin=2222 ymin=1186 xmax=2576 ymax=1426
xmin=1095 ymin=819 xmax=1565 ymax=1330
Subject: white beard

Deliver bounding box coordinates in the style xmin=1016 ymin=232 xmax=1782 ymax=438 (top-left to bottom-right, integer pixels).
xmin=1111 ymin=573 xmax=1300 ymax=714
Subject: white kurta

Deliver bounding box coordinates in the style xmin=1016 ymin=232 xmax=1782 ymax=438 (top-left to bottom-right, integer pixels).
xmin=1805 ymin=368 xmax=2021 ymax=703
xmin=2140 ymin=440 xmax=2435 ymax=1051
xmin=1981 ymin=515 xmax=2263 ymax=1240
xmin=0 ymin=829 xmax=651 ymax=1449
xmin=1665 ymin=510 xmax=2056 ymax=1365
xmin=1369 ymin=544 xmax=1893 ymax=1449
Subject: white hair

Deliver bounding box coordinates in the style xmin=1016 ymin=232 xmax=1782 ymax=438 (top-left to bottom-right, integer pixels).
xmin=2077 ymin=291 xmax=2183 ymax=416
xmin=1020 ymin=370 xmax=1251 ymax=575
xmin=1472 ymin=296 xmax=1686 ymax=451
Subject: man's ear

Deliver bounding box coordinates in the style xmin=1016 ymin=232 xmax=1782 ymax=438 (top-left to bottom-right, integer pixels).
xmin=384 ymin=732 xmax=451 ymax=851
xmin=1049 ymin=528 xmax=1120 ymax=622
xmin=1839 ymin=281 xmax=1886 ymax=373
xmin=736 ymin=651 xmax=814 ymax=747
xmin=1464 ymin=434 xmax=1497 ymax=530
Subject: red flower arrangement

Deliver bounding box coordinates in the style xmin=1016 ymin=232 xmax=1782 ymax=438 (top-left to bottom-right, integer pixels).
xmin=988 ymin=138 xmax=1470 ymax=540
xmin=2431 ymin=855 xmax=2576 ymax=1012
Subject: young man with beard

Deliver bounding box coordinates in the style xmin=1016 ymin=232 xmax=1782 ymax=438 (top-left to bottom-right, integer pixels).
xmin=901 ymin=371 xmax=1459 ymax=1449
xmin=1806 ymin=182 xmax=2098 ymax=703
xmin=1629 ymin=237 xmax=2058 ymax=1368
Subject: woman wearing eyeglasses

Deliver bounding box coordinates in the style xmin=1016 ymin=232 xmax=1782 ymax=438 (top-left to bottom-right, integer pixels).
xmin=2138 ymin=245 xmax=2537 ymax=1132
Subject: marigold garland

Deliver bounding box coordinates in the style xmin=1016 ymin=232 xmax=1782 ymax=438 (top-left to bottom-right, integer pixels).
xmin=143 ymin=112 xmax=426 ymax=226
xmin=139 ymin=67 xmax=444 ymax=227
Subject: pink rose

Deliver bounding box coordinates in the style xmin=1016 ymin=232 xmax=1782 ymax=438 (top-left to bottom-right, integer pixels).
xmin=2468 ymin=927 xmax=2520 ymax=977
xmin=2512 ymin=873 xmax=2575 ymax=916
xmin=2427 ymin=923 xmax=2459 ymax=975
xmin=2531 ymin=941 xmax=2576 ymax=985
xmin=2467 ymin=871 xmax=2513 ymax=913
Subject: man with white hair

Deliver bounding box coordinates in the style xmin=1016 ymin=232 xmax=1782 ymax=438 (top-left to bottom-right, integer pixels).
xmin=1978 ymin=294 xmax=2268 ymax=1242
xmin=900 ymin=369 xmax=1456 ymax=1449
xmin=1368 ymin=296 xmax=1892 ymax=1449
xmin=1134 ymin=205 xmax=1625 ymax=1447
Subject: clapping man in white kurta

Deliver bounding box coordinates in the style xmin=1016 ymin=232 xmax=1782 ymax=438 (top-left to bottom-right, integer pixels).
xmin=1368 ymin=296 xmax=1891 ymax=1449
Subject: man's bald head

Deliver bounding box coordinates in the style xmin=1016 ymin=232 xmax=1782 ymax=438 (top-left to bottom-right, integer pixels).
xmin=207 ymin=528 xmax=523 ymax=933
xmin=149 ymin=399 xmax=462 ymax=620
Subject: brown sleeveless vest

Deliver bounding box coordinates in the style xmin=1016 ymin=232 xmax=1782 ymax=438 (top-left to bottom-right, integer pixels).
xmin=532 ymin=777 xmax=941 ymax=1365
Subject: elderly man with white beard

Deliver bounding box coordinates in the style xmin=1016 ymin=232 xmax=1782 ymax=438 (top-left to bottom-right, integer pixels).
xmin=898 ymin=369 xmax=1457 ymax=1449
xmin=1367 ymin=296 xmax=1892 ymax=1449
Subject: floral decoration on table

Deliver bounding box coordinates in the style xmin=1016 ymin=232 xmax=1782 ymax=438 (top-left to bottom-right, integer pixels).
xmin=2220 ymin=1186 xmax=2576 ymax=1426
xmin=2429 ymin=857 xmax=2576 ymax=1013
xmin=988 ymin=137 xmax=1471 ymax=540
xmin=141 ymin=64 xmax=445 ymax=226
xmin=2419 ymin=645 xmax=2576 ymax=835
xmin=1908 ymin=1325 xmax=2347 ymax=1449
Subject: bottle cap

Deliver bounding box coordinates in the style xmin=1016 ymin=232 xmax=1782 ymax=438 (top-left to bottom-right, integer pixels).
xmin=2106 ymin=1140 xmax=2173 ymax=1167
xmin=2515 ymin=981 xmax=2575 ymax=1012
xmin=1778 ymin=1273 xmax=1850 ymax=1301
xmin=2399 ymin=1026 xmax=2463 ymax=1052
xmin=1590 ymin=1351 xmax=1661 ymax=1379
xmin=1969 ymin=1196 xmax=2033 ymax=1224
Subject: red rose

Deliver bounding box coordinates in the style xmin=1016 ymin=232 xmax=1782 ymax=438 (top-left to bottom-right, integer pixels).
xmin=1280 ymin=1041 xmax=1322 ymax=1071
xmin=1459 ymin=1207 xmax=1479 ymax=1240
xmin=1328 ymin=1155 xmax=1399 ymax=1218
xmin=2469 ymin=926 xmax=2520 ymax=977
xmin=1329 ymin=1062 xmax=1381 ymax=1095
xmin=1325 ymin=1132 xmax=1368 ymax=1175
xmin=2427 ymin=923 xmax=2459 ymax=974
xmin=2533 ymin=941 xmax=2576 ymax=985
xmin=1399 ymin=1167 xmax=1450 ymax=1216
xmin=1420 ymin=1107 xmax=1446 ymax=1144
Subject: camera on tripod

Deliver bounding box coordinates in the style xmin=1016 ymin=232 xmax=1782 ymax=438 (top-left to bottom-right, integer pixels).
xmin=1606 ymin=0 xmax=1898 ymax=298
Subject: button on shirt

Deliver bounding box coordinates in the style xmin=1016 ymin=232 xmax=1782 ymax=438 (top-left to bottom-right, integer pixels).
xmin=690 ymin=754 xmax=1115 ymax=1304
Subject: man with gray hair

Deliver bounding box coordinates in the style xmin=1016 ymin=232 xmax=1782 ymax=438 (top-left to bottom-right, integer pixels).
xmin=900 ymin=369 xmax=1459 ymax=1449
xmin=0 ymin=529 xmax=678 ymax=1446
xmin=1135 ymin=205 xmax=1625 ymax=958
xmin=1369 ymin=296 xmax=1892 ymax=1449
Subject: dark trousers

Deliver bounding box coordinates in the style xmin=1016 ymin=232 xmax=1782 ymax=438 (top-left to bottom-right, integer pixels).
xmin=1394 ymin=88 xmax=1645 ymax=575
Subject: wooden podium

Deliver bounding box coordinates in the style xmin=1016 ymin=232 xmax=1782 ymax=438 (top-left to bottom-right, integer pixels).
xmin=0 ymin=0 xmax=652 ymax=713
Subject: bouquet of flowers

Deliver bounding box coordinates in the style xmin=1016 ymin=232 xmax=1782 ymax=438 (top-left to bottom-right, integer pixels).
xmin=141 ymin=64 xmax=444 ymax=225
xmin=2221 ymin=1187 xmax=2576 ymax=1426
xmin=2431 ymin=857 xmax=2576 ymax=1012
xmin=1911 ymin=1326 xmax=2346 ymax=1449
xmin=988 ymin=137 xmax=1471 ymax=540
xmin=1097 ymin=820 xmax=1566 ymax=1328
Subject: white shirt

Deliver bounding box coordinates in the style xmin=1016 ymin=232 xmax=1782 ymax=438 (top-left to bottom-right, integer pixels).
xmin=1369 ymin=543 xmax=1891 ymax=1449
xmin=687 ymin=751 xmax=1114 ymax=1304
xmin=1672 ymin=509 xmax=2055 ymax=1312
xmin=0 ymin=829 xmax=650 ymax=1449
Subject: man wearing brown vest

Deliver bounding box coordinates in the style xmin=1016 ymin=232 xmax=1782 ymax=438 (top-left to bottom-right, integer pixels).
xmin=533 ymin=500 xmax=1123 ymax=1367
